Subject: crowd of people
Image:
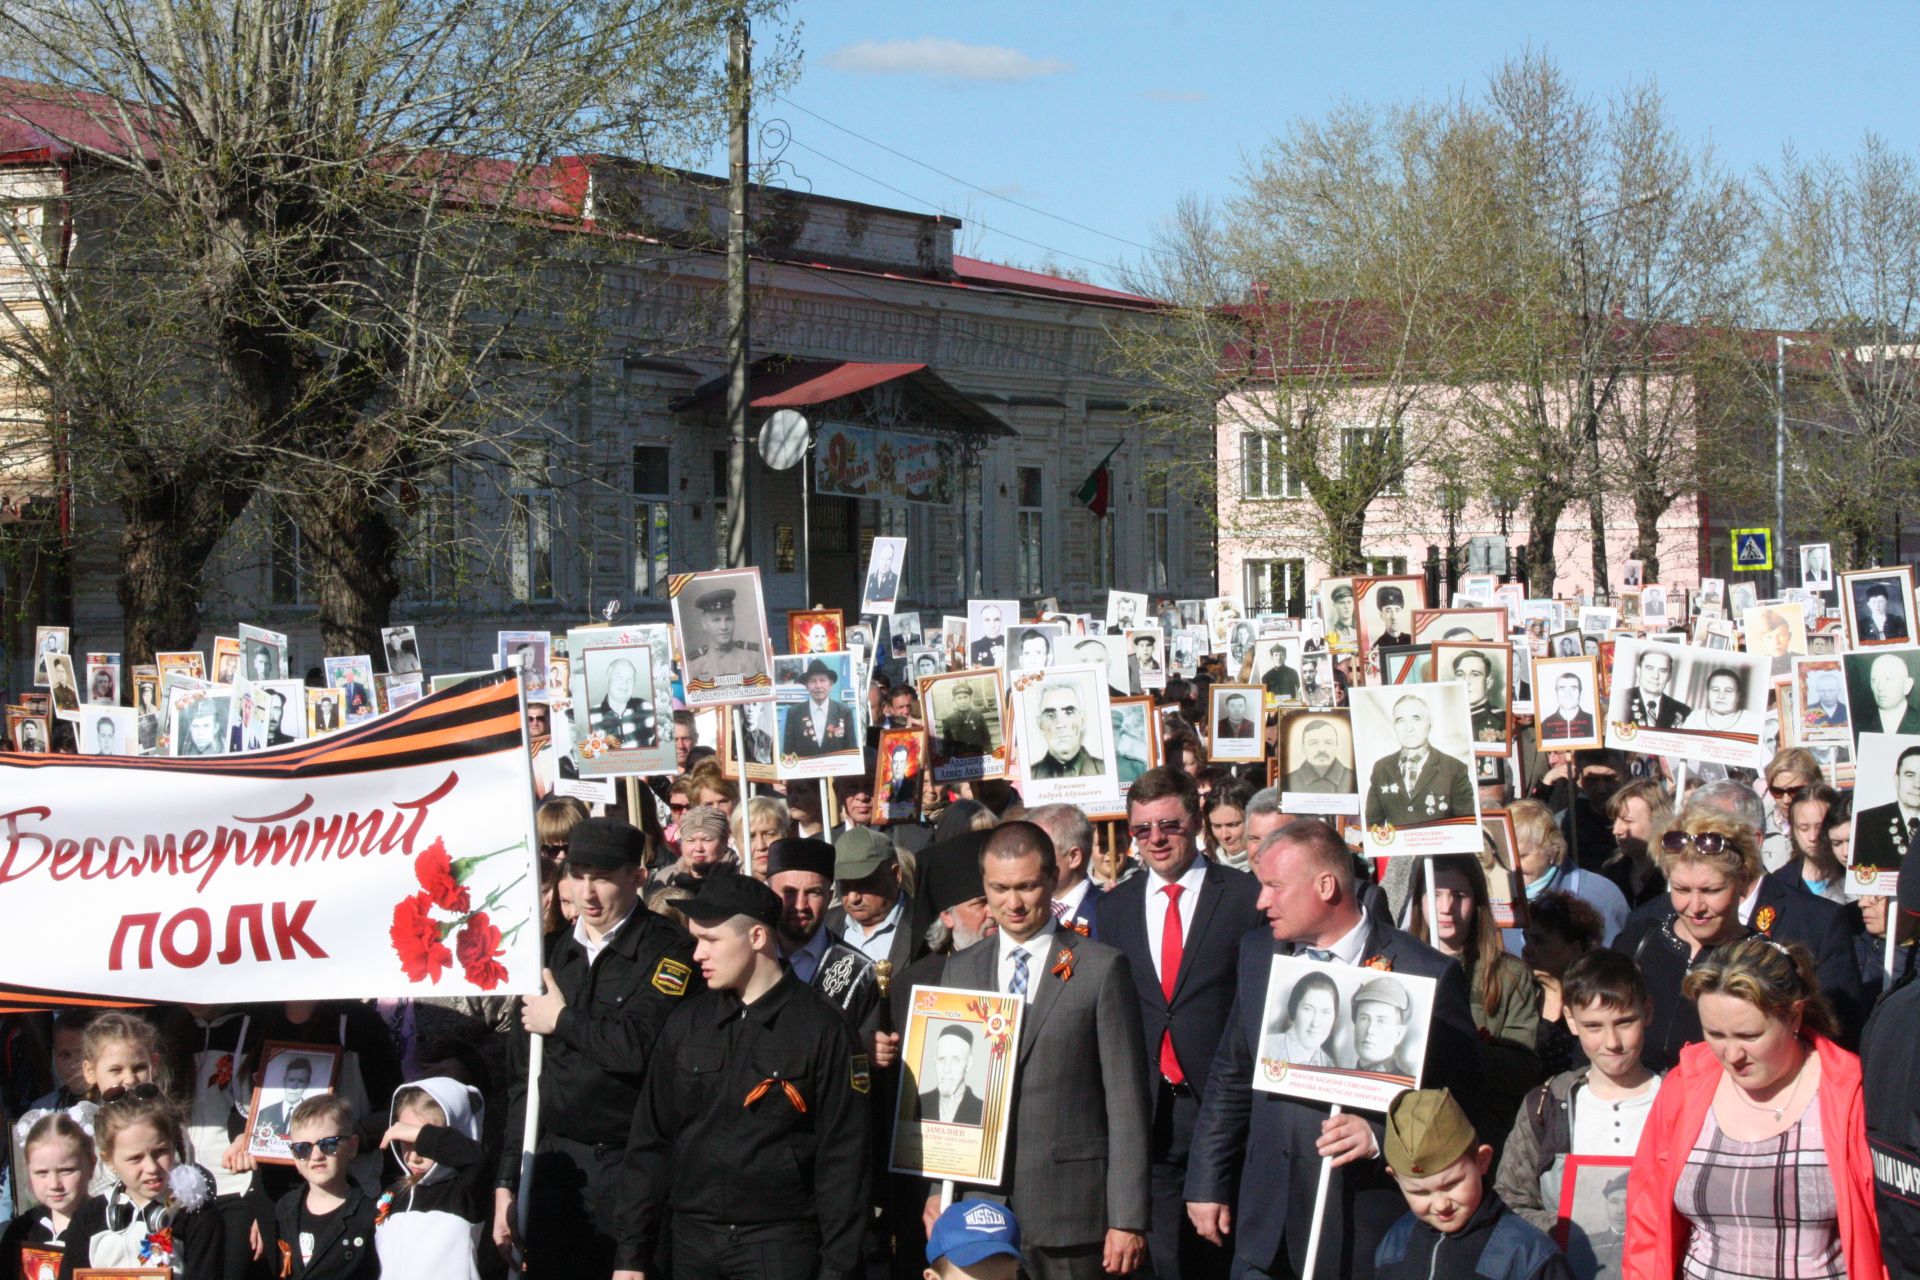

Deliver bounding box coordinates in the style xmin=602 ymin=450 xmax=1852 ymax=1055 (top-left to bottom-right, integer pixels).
xmin=6 ymin=600 xmax=1920 ymax=1280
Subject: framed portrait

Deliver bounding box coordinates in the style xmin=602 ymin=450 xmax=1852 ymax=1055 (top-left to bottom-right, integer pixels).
xmin=1792 ymin=656 xmax=1852 ymax=749
xmin=1741 ymin=601 xmax=1807 ymax=665
xmin=381 ymin=624 xmax=422 ymax=675
xmin=322 ymin=655 xmax=378 ymax=724
xmin=1354 ymin=576 xmax=1427 ymax=657
xmin=1005 ymin=622 xmax=1066 ymax=675
xmin=1430 ymin=642 xmax=1511 ymax=757
xmin=965 ymin=599 xmax=1019 ymax=671
xmin=890 ymin=986 xmax=1024 ymax=1182
xmin=44 ymin=654 xmax=80 ymax=718
xmin=1065 ymin=633 xmax=1130 ymax=698
xmin=19 ymin=1245 xmax=64 ymax=1279
xmin=566 ymin=625 xmax=674 ymax=778
xmin=1533 ymin=656 xmax=1603 ymax=751
xmin=83 ymin=657 xmax=121 ymax=708
xmin=1318 ymin=578 xmax=1359 ymax=651
xmin=79 ymin=706 xmax=137 ymax=757
xmin=1010 ymin=663 xmax=1121 ymax=812
xmin=249 ymin=680 xmax=307 ymax=749
xmin=1603 ymin=639 xmax=1770 ymax=768
xmin=920 ymin=669 xmax=1007 ymax=783
xmin=1203 ymin=596 xmax=1245 ymax=656
xmin=1207 ymin=683 xmax=1265 ymax=764
xmin=1578 ymin=607 xmax=1618 ymax=636
xmin=874 ymin=728 xmax=925 ymax=825
xmin=1412 ymin=608 xmax=1507 ymax=648
xmin=1252 ymin=955 xmax=1438 ymax=1112
xmin=860 ymin=536 xmax=908 ymax=616
xmin=74 ymin=1272 xmax=171 ymax=1279
xmin=1552 ymin=1154 xmax=1635 ymax=1280
xmin=1845 ymin=731 xmax=1920 ymax=896
xmin=305 ymin=687 xmax=346 ymax=738
xmin=1774 ymin=674 xmax=1799 ymax=748
xmin=1800 ymin=542 xmax=1835 ymax=592
xmin=1726 ymin=582 xmax=1758 ymax=615
xmin=1843 ymin=645 xmax=1920 ymax=747
xmin=721 ymin=700 xmax=779 ymax=784
xmin=30 ymin=625 xmax=69 ymax=688
xmin=377 ymin=673 xmax=426 ymax=714
xmin=941 ymin=616 xmax=968 ymax=672
xmin=1252 ymin=635 xmax=1305 ymax=708
xmin=1478 ymin=811 xmax=1526 ymax=931
xmin=169 ymin=691 xmax=233 ymax=758
xmin=1299 ymin=644 xmax=1339 ymax=708
xmin=1125 ymin=628 xmax=1168 ymax=693
xmin=1099 ymin=695 xmax=1162 ymax=819
xmin=7 ymin=708 xmax=50 ymax=753
xmin=1106 ymin=590 xmax=1149 ymax=632
xmin=1621 ymin=559 xmax=1644 ymax=589
xmin=1459 ymin=572 xmax=1499 ymax=602
xmin=669 ymin=568 xmax=775 ymax=704
xmin=211 ymin=636 xmax=242 ymax=687
xmin=238 ymin=624 xmax=289 ymax=683
xmin=1279 ymin=709 xmax=1358 ymax=816
xmin=1380 ymin=647 xmax=1433 ymax=686
xmin=497 ymin=631 xmax=552 ymax=699
xmin=1350 ymin=681 xmax=1481 ymax=855
xmin=245 ymin=1041 xmax=343 ymax=1165
xmin=772 ymin=652 xmax=865 ymax=780
xmin=1841 ymin=566 xmax=1918 ymax=650
xmin=788 ymin=609 xmax=846 ymax=657
xmin=1640 ymin=584 xmax=1671 ymax=625
xmin=901 ymin=647 xmax=943 ymax=687
xmin=893 ymin=611 xmax=926 ymax=647
xmin=154 ymin=650 xmax=206 ymax=684
xmin=1546 ymin=627 xmax=1585 ymax=660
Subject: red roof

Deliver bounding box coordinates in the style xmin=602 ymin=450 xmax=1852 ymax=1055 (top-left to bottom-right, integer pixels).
xmin=0 ymin=76 xmax=163 ymax=164
xmin=744 ymin=359 xmax=928 ymax=407
xmin=950 ymin=256 xmax=1159 ymax=308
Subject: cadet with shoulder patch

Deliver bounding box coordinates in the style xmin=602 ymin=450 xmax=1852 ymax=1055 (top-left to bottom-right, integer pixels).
xmin=494 ymin=818 xmax=701 ymax=1279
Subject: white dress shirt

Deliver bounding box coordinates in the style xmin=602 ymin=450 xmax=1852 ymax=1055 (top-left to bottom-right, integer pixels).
xmin=997 ymin=919 xmax=1059 ymax=1004
xmin=848 ymin=895 xmax=904 ymax=963
xmin=810 ymin=698 xmax=830 ymax=740
xmin=1053 ymin=877 xmax=1093 ymax=922
xmin=1144 ymin=857 xmax=1210 ymax=985
xmin=1319 ymin=911 xmax=1373 ymax=967
xmin=573 ymin=905 xmax=633 ymax=966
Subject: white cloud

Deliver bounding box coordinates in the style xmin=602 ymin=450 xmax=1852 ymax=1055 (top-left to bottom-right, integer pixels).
xmin=1141 ymin=89 xmax=1208 ymax=103
xmin=821 ymin=38 xmax=1071 ymax=84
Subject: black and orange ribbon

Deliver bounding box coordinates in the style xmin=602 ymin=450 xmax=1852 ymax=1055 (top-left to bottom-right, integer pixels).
xmin=743 ymin=1078 xmax=808 ymax=1113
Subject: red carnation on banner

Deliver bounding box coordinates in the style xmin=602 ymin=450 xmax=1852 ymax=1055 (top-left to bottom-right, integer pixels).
xmin=414 ymin=838 xmax=471 ymax=913
xmin=390 ymin=892 xmax=453 ymax=983
xmin=455 ymin=913 xmax=509 ymax=991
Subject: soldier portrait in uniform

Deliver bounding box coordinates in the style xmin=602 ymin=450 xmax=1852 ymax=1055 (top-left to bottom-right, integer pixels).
xmin=1352 ymin=681 xmax=1480 ymax=854
xmin=966 ymin=599 xmax=1018 ymax=670
xmin=170 ymin=692 xmax=233 ymax=758
xmin=1126 ymin=628 xmax=1167 ymax=691
xmin=921 ymin=669 xmax=1006 ymax=783
xmin=1847 ymin=732 xmax=1920 ymax=884
xmin=245 ymin=1042 xmax=342 ymax=1164
xmin=1842 ymin=567 xmax=1917 ymax=650
xmin=772 ymin=653 xmax=863 ymax=779
xmin=82 ymin=706 xmax=136 ymax=757
xmin=1742 ymin=602 xmax=1807 ymax=663
xmin=787 ymin=609 xmax=844 ymax=657
xmin=1257 ymin=636 xmax=1303 ymax=706
xmin=1534 ymin=656 xmax=1602 ymax=750
xmin=1208 ymin=684 xmax=1264 ymax=763
xmin=1109 ymin=696 xmax=1158 ymax=798
xmin=1356 ymin=576 xmax=1424 ymax=655
xmin=1011 ymin=663 xmax=1121 ymax=810
xmin=875 ymin=728 xmax=923 ymax=824
xmin=1431 ymin=642 xmax=1511 ymax=756
xmin=1317 ymin=579 xmax=1358 ymax=651
xmin=671 ymin=568 xmax=775 ymax=704
xmin=1801 ymin=542 xmax=1834 ymax=591
xmin=31 ymin=625 xmax=68 ymax=688
xmin=44 ymin=653 xmax=80 ymax=714
xmin=860 ymin=535 xmax=906 ymax=616
xmin=1279 ymin=710 xmax=1358 ymax=812
xmin=497 ymin=630 xmax=551 ymax=695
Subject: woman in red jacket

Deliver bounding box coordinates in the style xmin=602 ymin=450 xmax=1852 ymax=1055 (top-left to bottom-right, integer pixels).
xmin=1623 ymin=935 xmax=1882 ymax=1279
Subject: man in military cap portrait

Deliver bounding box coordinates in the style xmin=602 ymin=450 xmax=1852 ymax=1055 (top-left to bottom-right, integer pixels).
xmin=936 ymin=679 xmax=994 ymax=759
xmin=1350 ymin=976 xmax=1417 ymax=1076
xmin=1370 ymin=585 xmax=1411 ymax=650
xmin=683 ymin=583 xmax=766 ymax=686
xmin=1362 ymin=693 xmax=1475 ymax=830
xmin=1450 ymin=649 xmax=1505 ymax=746
xmin=782 ymin=657 xmax=858 ymax=758
xmin=1325 ymin=582 xmax=1358 ymax=648
xmin=1261 ymin=641 xmax=1301 ymax=701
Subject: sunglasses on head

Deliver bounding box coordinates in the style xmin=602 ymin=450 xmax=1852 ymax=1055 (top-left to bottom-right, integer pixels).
xmin=287 ymin=1136 xmax=347 ymax=1161
xmin=100 ymin=1081 xmax=163 ymax=1105
xmin=1660 ymin=829 xmax=1732 ymax=857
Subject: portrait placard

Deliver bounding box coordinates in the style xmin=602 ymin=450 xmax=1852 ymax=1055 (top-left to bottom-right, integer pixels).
xmin=44 ymin=655 xmax=80 ymax=719
xmin=920 ymin=669 xmax=1007 ymax=783
xmin=19 ymin=1245 xmax=63 ymax=1279
xmin=1204 ymin=596 xmax=1245 ymax=655
xmin=890 ymin=986 xmax=1023 ymax=1183
xmin=1009 ymin=663 xmax=1121 ymax=812
xmin=1252 ymin=634 xmax=1305 ymax=709
xmin=1844 ymin=646 xmax=1920 ymax=747
xmin=941 ymin=616 xmax=968 ymax=672
xmin=1841 ymin=566 xmax=1917 ymax=650
xmin=238 ymin=624 xmax=289 ymax=683
xmin=875 ymin=728 xmax=924 ymax=825
xmin=1099 ymin=696 xmax=1162 ymax=819
xmin=245 ymin=1041 xmax=344 ymax=1165
xmin=7 ymin=709 xmax=50 ymax=753
xmin=154 ymin=650 xmax=205 ymax=683
xmin=305 ymin=687 xmax=345 ymax=738
xmin=1846 ymin=731 xmax=1920 ymax=896
xmin=1533 ymin=656 xmax=1603 ymax=751
xmin=1351 ymin=682 xmax=1481 ymax=854
xmin=74 ymin=1271 xmax=170 ymax=1279
xmin=965 ymin=599 xmax=1019 ymax=670
xmin=1126 ymin=630 xmax=1166 ymax=692
xmin=671 ymin=569 xmax=775 ymax=705
xmin=1252 ymin=955 xmax=1437 ymax=1112
xmin=322 ymin=656 xmax=377 ymax=725
xmin=1478 ymin=811 xmax=1525 ymax=930
xmin=84 ymin=656 xmax=121 ymax=708
xmin=1005 ymin=622 xmax=1066 ymax=675
xmin=1279 ymin=709 xmax=1359 ymax=816
xmin=566 ymin=624 xmax=674 ymax=778
xmin=1355 ymin=576 xmax=1426 ymax=656
xmin=1207 ymin=684 xmax=1265 ymax=764
xmin=723 ymin=700 xmax=779 ymax=783
xmin=1412 ymin=608 xmax=1506 ymax=646
xmin=1064 ymin=632 xmax=1129 ymax=697
xmin=773 ymin=652 xmax=865 ymax=781
xmin=1603 ymin=639 xmax=1769 ymax=768
xmin=860 ymin=536 xmax=907 ymax=616
xmin=79 ymin=707 xmax=136 ymax=758
xmin=1105 ymin=590 xmax=1148 ymax=632
xmin=1318 ymin=579 xmax=1359 ymax=651
xmin=1552 ymin=1154 xmax=1635 ymax=1280
xmin=1800 ymin=542 xmax=1835 ymax=592
xmin=788 ymin=609 xmax=845 ymax=656
xmin=1793 ymin=656 xmax=1853 ymax=748
xmin=169 ymin=690 xmax=233 ymax=759
xmin=1741 ymin=602 xmax=1807 ymax=666
xmin=381 ymin=624 xmax=422 ymax=675
xmin=497 ymin=631 xmax=552 ymax=700
xmin=1430 ymin=642 xmax=1511 ymax=758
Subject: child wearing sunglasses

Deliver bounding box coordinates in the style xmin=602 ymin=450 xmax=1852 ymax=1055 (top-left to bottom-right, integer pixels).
xmin=270 ymin=1096 xmax=378 ymax=1279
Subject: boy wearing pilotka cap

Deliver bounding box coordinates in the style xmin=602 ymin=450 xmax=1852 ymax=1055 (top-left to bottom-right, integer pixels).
xmin=1373 ymin=1089 xmax=1575 ymax=1280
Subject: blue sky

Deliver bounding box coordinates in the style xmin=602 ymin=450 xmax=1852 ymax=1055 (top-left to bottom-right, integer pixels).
xmin=711 ymin=2 xmax=1920 ymax=288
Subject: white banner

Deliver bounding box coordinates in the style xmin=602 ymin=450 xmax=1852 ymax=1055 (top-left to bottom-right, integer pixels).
xmin=0 ymin=673 xmax=542 ymax=1002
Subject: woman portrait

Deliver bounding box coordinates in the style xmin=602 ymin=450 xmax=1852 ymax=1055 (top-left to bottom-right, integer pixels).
xmin=1266 ymin=970 xmax=1341 ymax=1069
xmin=1681 ymin=667 xmax=1747 ymax=733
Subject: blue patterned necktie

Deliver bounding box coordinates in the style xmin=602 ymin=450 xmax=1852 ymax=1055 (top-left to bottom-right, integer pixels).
xmin=1009 ymin=947 xmax=1030 ymax=997
xmin=1304 ymin=948 xmax=1334 ymax=963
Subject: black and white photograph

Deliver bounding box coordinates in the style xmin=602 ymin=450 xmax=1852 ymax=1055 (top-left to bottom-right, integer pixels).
xmin=772 ymin=652 xmax=865 ymax=780
xmin=573 ymin=637 xmax=664 ymax=769
xmin=941 ymin=617 xmax=968 ymax=672
xmin=169 ymin=692 xmax=233 ymax=758
xmin=1431 ymin=641 xmax=1511 ymax=757
xmin=1553 ymin=1155 xmax=1635 ymax=1280
xmin=1067 ymin=632 xmax=1130 ymax=697
xmin=31 ymin=625 xmax=67 ymax=687
xmin=1793 ymin=656 xmax=1852 ymax=749
xmin=1604 ymin=638 xmax=1770 ymax=768
xmin=1621 ymin=559 xmax=1643 ymax=588
xmin=671 ymin=567 xmax=776 ymax=704
xmin=381 ymin=624 xmax=422 ymax=675
xmin=1009 ymin=662 xmax=1121 ymax=811
xmin=906 ymin=647 xmax=945 ymax=684
xmin=893 ymin=611 xmax=925 ymax=648
xmin=239 ymin=623 xmax=290 ymax=682
xmin=1844 ymin=647 xmax=1920 ymax=744
xmin=212 ymin=636 xmax=242 ymax=686
xmin=8 ymin=709 xmax=49 ymax=753
xmin=1841 ymin=566 xmax=1917 ymax=650
xmin=1534 ymin=655 xmax=1603 ymax=751
xmin=1108 ymin=696 xmax=1159 ymax=799
xmin=920 ymin=668 xmax=1007 ymax=783
xmin=1801 ymin=542 xmax=1834 ymax=592
xmin=85 ymin=656 xmax=121 ymax=707
xmin=245 ymin=1042 xmax=343 ymax=1164
xmin=1318 ymin=578 xmax=1359 ymax=650
xmin=44 ymin=654 xmax=81 ymax=716
xmin=1548 ymin=628 xmax=1585 ymax=659
xmin=1412 ymin=608 xmax=1507 ymax=646
xmin=79 ymin=707 xmax=136 ymax=757
xmin=1126 ymin=628 xmax=1167 ymax=692
xmin=497 ymin=630 xmax=552 ymax=697
xmin=1578 ymin=607 xmax=1618 ymax=636
xmin=910 ymin=1020 xmax=990 ymax=1127
xmin=1252 ymin=955 xmax=1438 ymax=1112
xmin=1225 ymin=619 xmax=1259 ymax=677
xmin=1207 ymin=684 xmax=1264 ymax=763
xmin=965 ymin=598 xmax=1019 ymax=669
xmin=1847 ymin=732 xmax=1920 ymax=895
xmin=1105 ymin=589 xmax=1148 ymax=632
xmin=860 ymin=535 xmax=907 ymax=616
xmin=1640 ymin=584 xmax=1670 ymax=625
xmin=1254 ymin=635 xmax=1304 ymax=707
xmin=1351 ymin=681 xmax=1481 ymax=855
xmin=1006 ymin=622 xmax=1066 ymax=674
xmin=1204 ymin=595 xmax=1243 ymax=655
xmin=1278 ymin=709 xmax=1358 ymax=816
xmin=1300 ymin=644 xmax=1338 ymax=708
xmin=255 ymin=679 xmax=308 ymax=748
xmin=890 ymin=986 xmax=1023 ymax=1184
xmin=1356 ymin=576 xmax=1425 ymax=654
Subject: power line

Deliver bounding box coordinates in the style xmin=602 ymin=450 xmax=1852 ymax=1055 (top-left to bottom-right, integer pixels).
xmin=771 ymin=91 xmax=1155 ymax=254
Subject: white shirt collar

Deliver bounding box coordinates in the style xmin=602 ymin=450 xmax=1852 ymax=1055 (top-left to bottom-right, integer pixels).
xmin=997 ymin=919 xmax=1059 ymax=982
xmin=1054 ymin=878 xmax=1092 ymax=917
xmin=1321 ymin=911 xmax=1373 ymax=967
xmin=573 ymin=905 xmax=634 ymax=964
xmin=1151 ymin=855 xmax=1210 ymax=898
xmin=1737 ymin=879 xmax=1763 ymax=925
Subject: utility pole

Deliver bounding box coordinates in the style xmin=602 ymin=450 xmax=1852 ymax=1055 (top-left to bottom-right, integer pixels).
xmin=1776 ymin=335 xmax=1792 ymax=595
xmin=725 ymin=8 xmax=751 ymax=568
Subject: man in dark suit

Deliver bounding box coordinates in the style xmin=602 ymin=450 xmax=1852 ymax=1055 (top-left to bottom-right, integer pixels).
xmin=931 ymin=823 xmax=1152 ymax=1280
xmin=1260 ymin=646 xmax=1300 ymax=701
xmin=1853 ymin=745 xmax=1920 ymax=873
xmin=782 ymin=659 xmax=857 ymax=758
xmin=969 ymin=604 xmax=1008 ymax=668
xmin=591 ymin=658 xmax=660 ymax=749
xmin=1185 ymin=819 xmax=1485 ymax=1280
xmin=1031 ymin=803 xmax=1105 ymax=938
xmin=1861 ymin=582 xmax=1910 ymax=642
xmin=1214 ymin=692 xmax=1255 ymax=742
xmin=1362 ymin=694 xmax=1475 ymax=830
xmin=1095 ymin=768 xmax=1262 ymax=1280
xmin=1539 ymin=670 xmax=1594 ymax=742
xmin=865 ymin=542 xmax=900 ymax=606
xmin=913 ymin=1024 xmax=985 ymax=1124
xmin=1622 ymin=646 xmax=1690 ymax=728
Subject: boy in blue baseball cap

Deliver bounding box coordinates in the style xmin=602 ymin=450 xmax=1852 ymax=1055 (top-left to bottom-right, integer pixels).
xmin=925 ymin=1198 xmax=1022 ymax=1280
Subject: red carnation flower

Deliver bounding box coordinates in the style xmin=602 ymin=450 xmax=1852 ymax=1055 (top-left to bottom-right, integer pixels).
xmin=456 ymin=912 xmax=508 ymax=991
xmin=390 ymin=892 xmax=452 ymax=984
xmin=414 ymin=838 xmax=470 ymax=913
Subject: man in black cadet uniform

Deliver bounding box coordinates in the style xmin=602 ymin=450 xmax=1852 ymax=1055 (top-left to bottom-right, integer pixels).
xmin=768 ymin=836 xmax=880 ymax=1032
xmin=495 ymin=818 xmax=700 ymax=1280
xmin=613 ymin=872 xmax=870 ymax=1280
xmin=1863 ymin=855 xmax=1920 ymax=1279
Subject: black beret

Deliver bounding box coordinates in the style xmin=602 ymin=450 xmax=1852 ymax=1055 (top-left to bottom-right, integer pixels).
xmin=565 ymin=818 xmax=645 ymax=870
xmin=765 ymin=836 xmax=835 ymax=880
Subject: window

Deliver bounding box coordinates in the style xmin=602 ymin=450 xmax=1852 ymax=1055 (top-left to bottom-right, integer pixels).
xmin=1015 ymin=466 xmax=1045 ymax=596
xmin=631 ymin=444 xmax=671 ymax=599
xmin=508 ymin=442 xmax=556 ymax=602
xmin=406 ymin=487 xmax=461 ymax=603
xmin=1362 ymin=556 xmax=1409 ymax=576
xmin=1466 ymin=536 xmax=1509 ymax=576
xmin=1241 ymin=432 xmax=1304 ymax=500
xmin=269 ymin=502 xmax=312 ymax=606
xmin=1145 ymin=473 xmax=1170 ymax=593
xmin=1245 ymin=558 xmax=1307 ymax=617
xmin=1 ymin=200 xmax=52 ymax=267
xmin=1342 ymin=423 xmax=1406 ymax=497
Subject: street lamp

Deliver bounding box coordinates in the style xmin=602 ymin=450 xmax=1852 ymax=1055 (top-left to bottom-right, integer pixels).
xmin=1776 ymin=335 xmax=1795 ymax=595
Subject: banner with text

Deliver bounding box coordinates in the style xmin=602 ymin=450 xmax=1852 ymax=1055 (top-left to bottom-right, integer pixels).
xmin=814 ymin=421 xmax=957 ymax=505
xmin=0 ymin=673 xmax=542 ymax=1003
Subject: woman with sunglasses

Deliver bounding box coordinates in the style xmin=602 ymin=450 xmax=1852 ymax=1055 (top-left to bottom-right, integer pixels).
xmin=1759 ymin=747 xmax=1824 ymax=872
xmin=1613 ymin=812 xmax=1765 ymax=1073
xmin=1624 ymin=937 xmax=1880 ymax=1279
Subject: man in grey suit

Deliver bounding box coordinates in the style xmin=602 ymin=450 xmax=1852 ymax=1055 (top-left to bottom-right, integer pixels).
xmin=927 ymin=822 xmax=1152 ymax=1279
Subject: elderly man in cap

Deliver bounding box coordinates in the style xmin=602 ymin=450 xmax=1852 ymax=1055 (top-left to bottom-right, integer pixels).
xmin=496 ymin=818 xmax=700 ymax=1279
xmin=612 ymin=872 xmax=870 ymax=1280
xmin=1372 ymin=585 xmax=1411 ymax=649
xmin=770 ymin=835 xmax=881 ymax=1030
xmin=685 ymin=586 xmax=764 ymax=684
xmin=783 ymin=657 xmax=858 ymax=758
xmin=828 ymin=827 xmax=922 ymax=976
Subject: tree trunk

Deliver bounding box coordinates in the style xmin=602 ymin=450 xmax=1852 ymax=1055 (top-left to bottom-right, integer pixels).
xmin=1324 ymin=505 xmax=1369 ymax=578
xmin=1524 ymin=489 xmax=1569 ymax=596
xmin=297 ymin=487 xmax=402 ymax=659
xmin=1633 ymin=490 xmax=1666 ymax=584
xmin=116 ymin=479 xmax=254 ymax=663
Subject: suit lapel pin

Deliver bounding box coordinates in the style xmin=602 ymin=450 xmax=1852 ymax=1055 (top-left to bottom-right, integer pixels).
xmin=1051 ymin=947 xmax=1075 ymax=981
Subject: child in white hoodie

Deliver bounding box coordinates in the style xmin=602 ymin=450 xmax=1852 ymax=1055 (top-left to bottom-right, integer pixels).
xmin=373 ymin=1078 xmax=486 ymax=1280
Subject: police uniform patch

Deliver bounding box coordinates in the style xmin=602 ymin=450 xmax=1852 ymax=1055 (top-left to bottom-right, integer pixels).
xmin=850 ymin=1053 xmax=871 ymax=1094
xmin=651 ymin=957 xmax=692 ymax=996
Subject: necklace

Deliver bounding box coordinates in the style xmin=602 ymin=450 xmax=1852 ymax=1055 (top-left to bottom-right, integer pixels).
xmin=1728 ymin=1049 xmax=1808 ymax=1123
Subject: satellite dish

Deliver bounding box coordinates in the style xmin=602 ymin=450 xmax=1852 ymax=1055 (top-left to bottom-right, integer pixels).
xmin=758 ymin=409 xmax=810 ymax=471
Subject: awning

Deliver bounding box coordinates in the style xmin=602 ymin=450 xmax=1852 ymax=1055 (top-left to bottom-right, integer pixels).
xmin=672 ymin=356 xmax=1014 ymax=437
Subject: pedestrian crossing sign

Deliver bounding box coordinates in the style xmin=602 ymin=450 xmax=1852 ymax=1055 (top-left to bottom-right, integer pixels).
xmin=1731 ymin=529 xmax=1773 ymax=571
